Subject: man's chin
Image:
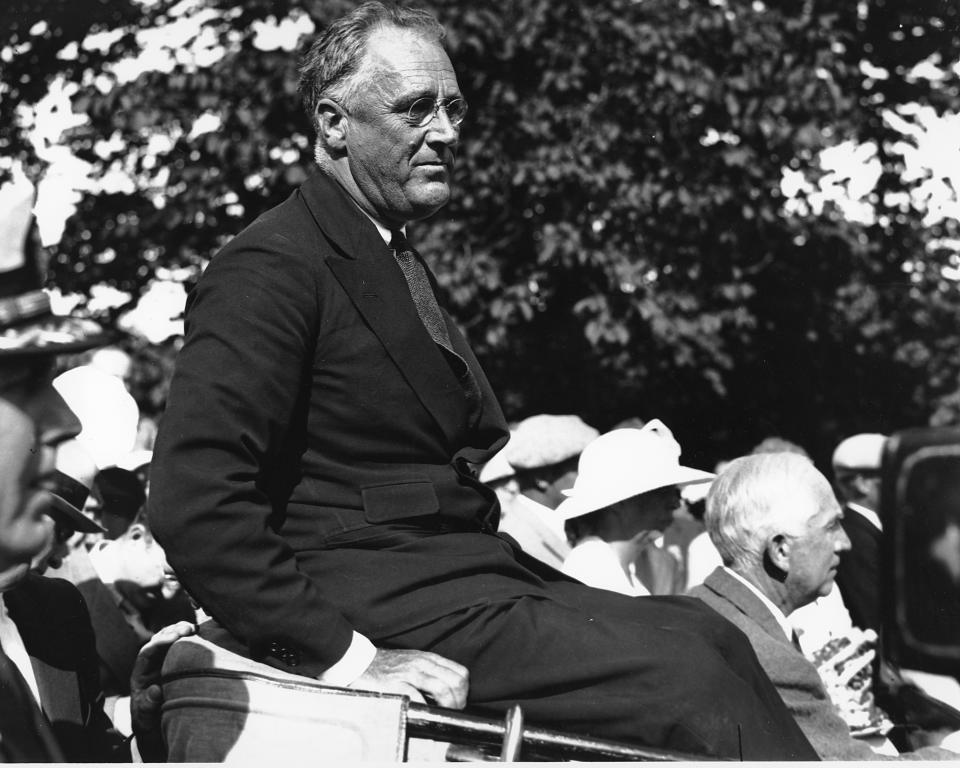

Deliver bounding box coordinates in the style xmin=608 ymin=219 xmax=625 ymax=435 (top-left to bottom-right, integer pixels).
xmin=405 ymin=182 xmax=451 ymax=220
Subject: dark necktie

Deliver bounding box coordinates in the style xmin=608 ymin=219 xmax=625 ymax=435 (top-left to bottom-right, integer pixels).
xmin=390 ymin=230 xmax=454 ymax=351
xmin=390 ymin=230 xmax=481 ymax=422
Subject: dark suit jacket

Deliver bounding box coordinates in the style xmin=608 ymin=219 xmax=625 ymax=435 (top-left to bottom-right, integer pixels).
xmin=689 ymin=567 xmax=953 ymax=760
xmin=4 ymin=574 xmax=128 ymax=762
xmin=151 ymin=171 xmax=511 ymax=677
xmin=835 ymin=504 xmax=881 ymax=632
xmin=0 ymin=644 xmax=64 ymax=762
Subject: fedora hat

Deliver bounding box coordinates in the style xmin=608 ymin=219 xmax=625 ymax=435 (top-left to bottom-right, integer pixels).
xmin=46 ymin=470 xmax=107 ymax=535
xmin=43 ymin=437 xmax=106 ymax=535
xmin=556 ymin=419 xmax=714 ymax=521
xmin=0 ymin=178 xmax=115 ymax=357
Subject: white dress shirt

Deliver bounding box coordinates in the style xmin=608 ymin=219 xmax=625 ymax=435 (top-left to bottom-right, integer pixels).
xmin=562 ymin=537 xmax=651 ymax=597
xmin=0 ymin=596 xmax=42 ymax=706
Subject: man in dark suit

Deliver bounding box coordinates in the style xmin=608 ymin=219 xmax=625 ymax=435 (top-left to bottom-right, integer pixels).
xmin=832 ymin=432 xmax=886 ymax=633
xmin=689 ymin=451 xmax=957 ymax=759
xmin=149 ymin=2 xmax=815 ymax=759
xmin=0 ymin=202 xmax=193 ymax=761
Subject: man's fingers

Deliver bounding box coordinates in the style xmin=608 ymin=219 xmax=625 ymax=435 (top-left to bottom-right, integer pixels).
xmin=416 ymin=651 xmax=469 ymax=678
xmin=395 ymin=652 xmax=468 ymax=708
xmin=131 ymin=621 xmax=196 ymax=688
xmin=419 ymin=668 xmax=468 ymax=709
xmin=349 ymin=648 xmax=469 ymax=709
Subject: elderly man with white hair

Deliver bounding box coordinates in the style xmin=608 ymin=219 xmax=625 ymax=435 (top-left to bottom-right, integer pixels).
xmin=689 ymin=452 xmax=957 ymax=760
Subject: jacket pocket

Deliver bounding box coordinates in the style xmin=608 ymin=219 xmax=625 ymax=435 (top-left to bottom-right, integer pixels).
xmin=361 ymin=480 xmax=439 ymax=523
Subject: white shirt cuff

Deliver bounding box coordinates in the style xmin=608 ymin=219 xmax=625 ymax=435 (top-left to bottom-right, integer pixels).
xmin=315 ymin=631 xmax=377 ymax=687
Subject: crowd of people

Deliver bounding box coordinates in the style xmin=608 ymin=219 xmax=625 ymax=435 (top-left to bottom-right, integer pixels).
xmin=2 ymin=0 xmax=960 ymax=762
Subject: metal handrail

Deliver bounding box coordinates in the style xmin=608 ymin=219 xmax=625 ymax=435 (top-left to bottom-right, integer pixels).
xmin=407 ymin=702 xmax=716 ymax=761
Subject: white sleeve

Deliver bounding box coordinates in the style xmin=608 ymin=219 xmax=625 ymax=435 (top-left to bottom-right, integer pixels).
xmin=315 ymin=631 xmax=377 ymax=687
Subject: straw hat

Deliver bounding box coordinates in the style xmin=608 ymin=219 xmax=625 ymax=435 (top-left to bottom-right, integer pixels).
xmin=0 ymin=177 xmax=114 ymax=357
xmin=556 ymin=419 xmax=714 ymax=521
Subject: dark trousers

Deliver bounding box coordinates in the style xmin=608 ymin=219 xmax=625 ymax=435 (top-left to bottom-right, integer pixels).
xmin=289 ymin=528 xmax=817 ymax=760
xmin=357 ymin=544 xmax=817 ymax=761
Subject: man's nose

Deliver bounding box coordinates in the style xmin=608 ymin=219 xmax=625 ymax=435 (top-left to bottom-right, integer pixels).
xmin=427 ymin=107 xmax=459 ymax=145
xmin=836 ymin=526 xmax=852 ymax=552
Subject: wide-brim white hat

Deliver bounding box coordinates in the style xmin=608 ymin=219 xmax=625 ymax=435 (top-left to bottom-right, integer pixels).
xmin=556 ymin=419 xmax=714 ymax=521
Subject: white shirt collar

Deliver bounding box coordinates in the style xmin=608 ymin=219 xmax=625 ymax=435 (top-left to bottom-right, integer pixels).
xmin=846 ymin=502 xmax=882 ymax=532
xmin=723 ymin=566 xmax=794 ymax=642
xmin=354 ymin=206 xmax=402 ymax=246
xmin=0 ymin=597 xmax=42 ymax=706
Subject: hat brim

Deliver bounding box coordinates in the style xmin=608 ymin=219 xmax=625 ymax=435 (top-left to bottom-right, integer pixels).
xmin=557 ymin=467 xmax=715 ymax=521
xmin=48 ymin=494 xmax=107 ymax=535
xmin=0 ymin=329 xmax=120 ymax=358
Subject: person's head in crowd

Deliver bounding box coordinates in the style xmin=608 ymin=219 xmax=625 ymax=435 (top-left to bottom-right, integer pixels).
xmin=504 ymin=414 xmax=599 ymax=508
xmin=117 ymin=449 xmax=154 ymax=494
xmin=0 ymin=216 xmax=113 ymax=576
xmin=90 ymin=510 xmax=179 ymax=609
xmin=53 ymin=364 xmax=140 ymax=470
xmin=558 ymin=420 xmax=714 ymax=551
xmin=832 ymin=433 xmax=887 ymax=512
xmin=751 ymin=436 xmax=810 ymax=458
xmin=705 ymin=452 xmax=851 ymax=615
xmin=299 ymin=1 xmax=458 ymax=226
xmin=30 ymin=443 xmax=105 ymax=574
xmin=90 ymin=466 xmax=147 ymax=540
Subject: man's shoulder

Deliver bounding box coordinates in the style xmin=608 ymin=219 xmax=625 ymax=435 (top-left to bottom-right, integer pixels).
xmin=10 ymin=573 xmax=84 ymax=608
xmin=219 ymin=187 xmax=322 ymax=260
xmin=5 ymin=573 xmax=92 ymax=639
xmin=689 ymin=570 xmax=769 ymax=633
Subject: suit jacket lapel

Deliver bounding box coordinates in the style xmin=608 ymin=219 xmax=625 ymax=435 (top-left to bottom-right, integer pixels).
xmin=5 ymin=579 xmax=84 ymax=727
xmin=299 ymin=172 xmax=470 ymax=445
xmin=703 ymin=567 xmax=794 ymax=649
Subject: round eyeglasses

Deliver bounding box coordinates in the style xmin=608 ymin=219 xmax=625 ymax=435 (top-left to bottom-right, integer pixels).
xmin=404 ymin=96 xmax=468 ymax=127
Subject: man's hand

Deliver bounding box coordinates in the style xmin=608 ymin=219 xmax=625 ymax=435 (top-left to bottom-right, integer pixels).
xmin=130 ymin=620 xmax=196 ymax=761
xmin=348 ymin=648 xmax=469 ymax=709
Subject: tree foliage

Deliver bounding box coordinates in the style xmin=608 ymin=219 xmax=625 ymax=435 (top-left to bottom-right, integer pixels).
xmin=2 ymin=0 xmax=959 ymax=466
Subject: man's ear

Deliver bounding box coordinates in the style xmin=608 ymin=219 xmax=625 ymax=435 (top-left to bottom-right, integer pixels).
xmin=766 ymin=533 xmax=791 ymax=573
xmin=316 ymin=99 xmax=348 ymax=151
xmin=852 ymin=473 xmax=877 ymax=498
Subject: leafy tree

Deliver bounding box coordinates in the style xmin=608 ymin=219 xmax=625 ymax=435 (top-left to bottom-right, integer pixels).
xmin=2 ymin=0 xmax=958 ymax=466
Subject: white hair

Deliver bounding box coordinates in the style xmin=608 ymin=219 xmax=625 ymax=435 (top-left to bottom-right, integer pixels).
xmin=705 ymin=452 xmax=833 ymax=569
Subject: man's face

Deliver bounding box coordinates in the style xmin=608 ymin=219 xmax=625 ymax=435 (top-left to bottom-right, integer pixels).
xmin=783 ymin=483 xmax=851 ymax=609
xmin=109 ymin=523 xmax=180 ymax=609
xmin=343 ymin=28 xmax=461 ymax=226
xmin=0 ymin=362 xmax=82 ymax=570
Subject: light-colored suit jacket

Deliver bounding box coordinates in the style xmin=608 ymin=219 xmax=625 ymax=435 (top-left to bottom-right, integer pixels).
xmin=689 ymin=566 xmax=931 ymax=760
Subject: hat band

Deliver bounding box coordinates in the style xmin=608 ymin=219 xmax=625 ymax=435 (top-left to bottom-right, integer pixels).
xmin=0 ymin=290 xmax=51 ymax=328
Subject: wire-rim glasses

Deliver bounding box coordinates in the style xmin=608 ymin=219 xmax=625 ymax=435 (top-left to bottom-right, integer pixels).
xmin=404 ymin=96 xmax=468 ymax=127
